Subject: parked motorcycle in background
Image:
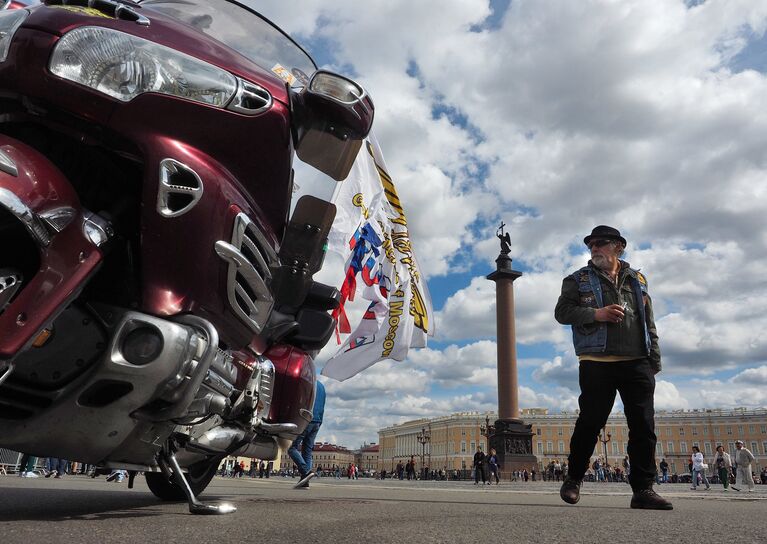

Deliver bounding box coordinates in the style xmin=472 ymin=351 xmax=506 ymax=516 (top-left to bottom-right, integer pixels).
xmin=0 ymin=0 xmax=373 ymax=514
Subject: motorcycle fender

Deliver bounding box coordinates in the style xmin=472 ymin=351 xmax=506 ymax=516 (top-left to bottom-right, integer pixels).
xmin=0 ymin=135 xmax=102 ymax=359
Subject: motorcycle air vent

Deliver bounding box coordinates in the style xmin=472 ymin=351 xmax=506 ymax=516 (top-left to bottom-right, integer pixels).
xmin=227 ymin=79 xmax=272 ymax=115
xmin=215 ymin=213 xmax=279 ymax=333
xmin=157 ymin=159 xmax=203 ymax=218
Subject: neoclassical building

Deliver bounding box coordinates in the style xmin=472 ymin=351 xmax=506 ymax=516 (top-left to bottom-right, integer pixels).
xmin=378 ymin=408 xmax=767 ymax=475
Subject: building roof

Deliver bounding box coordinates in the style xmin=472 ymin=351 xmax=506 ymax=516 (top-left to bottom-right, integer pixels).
xmin=313 ymin=443 xmax=352 ymax=453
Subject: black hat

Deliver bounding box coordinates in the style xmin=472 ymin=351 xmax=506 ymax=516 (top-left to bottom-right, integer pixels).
xmin=583 ymin=225 xmax=627 ymax=246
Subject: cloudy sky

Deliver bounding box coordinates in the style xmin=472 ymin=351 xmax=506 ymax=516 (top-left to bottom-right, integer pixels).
xmin=250 ymin=0 xmax=767 ymax=449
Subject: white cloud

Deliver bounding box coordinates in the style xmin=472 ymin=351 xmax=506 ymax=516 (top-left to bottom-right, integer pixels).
xmin=245 ymin=1 xmax=767 ymax=447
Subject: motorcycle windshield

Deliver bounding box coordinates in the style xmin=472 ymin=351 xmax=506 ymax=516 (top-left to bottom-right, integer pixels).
xmin=140 ymin=0 xmax=317 ymax=88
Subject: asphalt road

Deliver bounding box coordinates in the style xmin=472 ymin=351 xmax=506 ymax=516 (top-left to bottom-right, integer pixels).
xmin=1 ymin=475 xmax=765 ymax=544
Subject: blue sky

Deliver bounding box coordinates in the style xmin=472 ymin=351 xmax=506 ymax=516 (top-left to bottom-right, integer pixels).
xmin=252 ymin=0 xmax=767 ymax=449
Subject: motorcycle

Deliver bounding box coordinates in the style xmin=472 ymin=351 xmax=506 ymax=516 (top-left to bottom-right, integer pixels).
xmin=0 ymin=0 xmax=374 ymax=514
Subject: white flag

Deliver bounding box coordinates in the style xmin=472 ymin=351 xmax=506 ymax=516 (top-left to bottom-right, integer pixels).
xmin=322 ymin=133 xmax=434 ymax=381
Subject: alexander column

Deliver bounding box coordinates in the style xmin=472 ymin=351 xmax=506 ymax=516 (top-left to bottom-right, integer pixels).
xmin=486 ymin=223 xmax=536 ymax=473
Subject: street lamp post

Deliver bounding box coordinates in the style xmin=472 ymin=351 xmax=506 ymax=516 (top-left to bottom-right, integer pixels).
xmin=416 ymin=427 xmax=431 ymax=480
xmin=598 ymin=427 xmax=612 ymax=481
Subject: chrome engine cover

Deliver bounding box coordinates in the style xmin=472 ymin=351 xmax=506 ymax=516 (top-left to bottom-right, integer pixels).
xmin=0 ymin=309 xmax=216 ymax=465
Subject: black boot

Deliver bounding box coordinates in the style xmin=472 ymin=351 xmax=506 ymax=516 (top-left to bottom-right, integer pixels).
xmin=630 ymin=488 xmax=673 ymax=510
xmin=560 ymin=478 xmax=582 ymax=504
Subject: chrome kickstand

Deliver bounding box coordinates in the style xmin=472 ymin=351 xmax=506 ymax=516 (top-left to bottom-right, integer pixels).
xmin=160 ymin=451 xmax=236 ymax=515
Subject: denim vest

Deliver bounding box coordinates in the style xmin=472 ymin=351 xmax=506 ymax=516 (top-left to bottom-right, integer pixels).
xmin=570 ymin=266 xmax=652 ymax=355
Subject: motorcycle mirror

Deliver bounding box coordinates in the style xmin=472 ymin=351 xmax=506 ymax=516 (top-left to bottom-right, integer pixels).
xmin=292 ymin=71 xmax=374 ymax=181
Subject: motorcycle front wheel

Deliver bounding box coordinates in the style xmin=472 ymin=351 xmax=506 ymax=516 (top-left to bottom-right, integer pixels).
xmin=145 ymin=457 xmax=222 ymax=501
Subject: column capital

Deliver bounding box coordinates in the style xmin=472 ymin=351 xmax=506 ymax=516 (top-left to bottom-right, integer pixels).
xmin=486 ymin=253 xmax=522 ymax=282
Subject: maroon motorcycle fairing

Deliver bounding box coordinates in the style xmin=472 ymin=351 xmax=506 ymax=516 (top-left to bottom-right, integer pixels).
xmin=2 ymin=5 xmax=298 ymax=351
xmin=0 ymin=135 xmax=101 ymax=358
xmin=0 ymin=1 xmax=344 ymax=472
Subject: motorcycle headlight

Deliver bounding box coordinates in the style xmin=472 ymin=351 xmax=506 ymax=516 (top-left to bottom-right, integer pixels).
xmin=49 ymin=26 xmax=237 ymax=106
xmin=0 ymin=8 xmax=29 ymax=63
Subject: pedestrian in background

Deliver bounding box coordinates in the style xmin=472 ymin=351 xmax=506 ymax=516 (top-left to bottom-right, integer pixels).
xmin=731 ymin=440 xmax=755 ymax=492
xmin=713 ymin=445 xmax=732 ymax=491
xmin=690 ymin=446 xmax=710 ymax=491
xmin=473 ymin=446 xmax=486 ymax=485
xmin=17 ymin=453 xmax=38 ymax=478
xmin=659 ymin=458 xmax=669 ymax=483
xmin=45 ymin=457 xmax=68 ymax=479
xmin=555 ymin=226 xmax=671 ymax=510
xmin=487 ymin=448 xmax=500 ymax=485
xmin=289 ymin=380 xmax=325 ymax=489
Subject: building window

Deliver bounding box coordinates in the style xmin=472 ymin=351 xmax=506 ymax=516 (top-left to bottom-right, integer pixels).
xmin=537 ymin=442 xmax=543 ymax=454
xmin=762 ymin=442 xmax=767 ymax=455
xmin=749 ymin=425 xmax=755 ymax=434
xmin=546 ymin=441 xmax=553 ymax=453
xmin=714 ymin=426 xmax=720 ymax=436
xmin=470 ymin=441 xmax=476 ymax=452
xmin=704 ymin=443 xmax=712 ymax=455
xmin=738 ymin=426 xmax=744 ymax=435
xmin=558 ymin=441 xmax=565 ymax=453
xmin=680 ymin=442 xmax=688 ymax=454
xmin=761 ymin=425 xmax=766 ymax=434
xmin=558 ymin=427 xmax=563 ymax=436
xmin=726 ymin=427 xmax=733 ymax=435
xmin=461 ymin=442 xmax=466 ymax=453
xmin=728 ymin=443 xmax=735 ymax=455
xmin=612 ymin=442 xmax=618 ymax=454
xmin=536 ymin=428 xmax=541 ymax=436
xmin=462 ymin=430 xmax=466 ymax=436
xmin=679 ymin=427 xmax=685 ymax=436
xmin=656 ymin=443 xmax=663 ymax=455
xmin=751 ymin=442 xmax=758 ymax=455
xmin=692 ymin=427 xmax=698 ymax=436
xmin=665 ymin=427 xmax=672 ymax=436
xmin=667 ymin=442 xmax=674 ymax=453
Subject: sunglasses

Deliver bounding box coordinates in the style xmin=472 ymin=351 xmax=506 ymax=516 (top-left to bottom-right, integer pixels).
xmin=587 ymin=239 xmax=614 ymax=249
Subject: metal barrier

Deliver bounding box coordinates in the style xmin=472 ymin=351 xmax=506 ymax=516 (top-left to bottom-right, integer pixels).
xmin=0 ymin=447 xmax=21 ymax=473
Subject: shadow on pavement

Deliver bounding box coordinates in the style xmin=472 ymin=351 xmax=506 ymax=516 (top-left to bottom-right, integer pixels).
xmin=0 ymin=488 xmax=169 ymax=522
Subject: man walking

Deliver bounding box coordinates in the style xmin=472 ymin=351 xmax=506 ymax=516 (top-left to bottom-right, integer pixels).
xmin=289 ymin=380 xmax=325 ymax=489
xmin=731 ymin=440 xmax=755 ymax=492
xmin=659 ymin=458 xmax=669 ymax=483
xmin=555 ymin=225 xmax=671 ymax=510
xmin=473 ymin=446 xmax=486 ymax=485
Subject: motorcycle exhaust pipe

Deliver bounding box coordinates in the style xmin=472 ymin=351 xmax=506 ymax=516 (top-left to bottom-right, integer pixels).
xmin=190 ymin=425 xmax=285 ymax=460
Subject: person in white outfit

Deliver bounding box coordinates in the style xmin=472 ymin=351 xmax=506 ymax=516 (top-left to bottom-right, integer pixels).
xmin=731 ymin=440 xmax=755 ymax=492
xmin=690 ymin=446 xmax=710 ymax=491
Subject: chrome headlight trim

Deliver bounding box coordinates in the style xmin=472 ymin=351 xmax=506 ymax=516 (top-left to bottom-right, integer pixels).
xmin=227 ymin=78 xmax=272 ymax=116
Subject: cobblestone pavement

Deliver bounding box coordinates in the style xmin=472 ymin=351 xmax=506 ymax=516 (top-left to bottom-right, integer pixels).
xmin=1 ymin=475 xmax=765 ymax=544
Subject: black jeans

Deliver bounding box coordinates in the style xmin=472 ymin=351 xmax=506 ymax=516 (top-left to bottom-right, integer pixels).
xmin=474 ymin=464 xmax=486 ymax=483
xmin=566 ymin=358 xmax=657 ymax=491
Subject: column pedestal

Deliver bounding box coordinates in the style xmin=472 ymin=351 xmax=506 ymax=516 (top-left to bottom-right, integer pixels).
xmin=490 ymin=419 xmax=537 ymax=474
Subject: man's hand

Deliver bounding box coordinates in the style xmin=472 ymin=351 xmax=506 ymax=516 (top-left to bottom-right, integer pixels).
xmin=594 ymin=304 xmax=625 ymax=323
